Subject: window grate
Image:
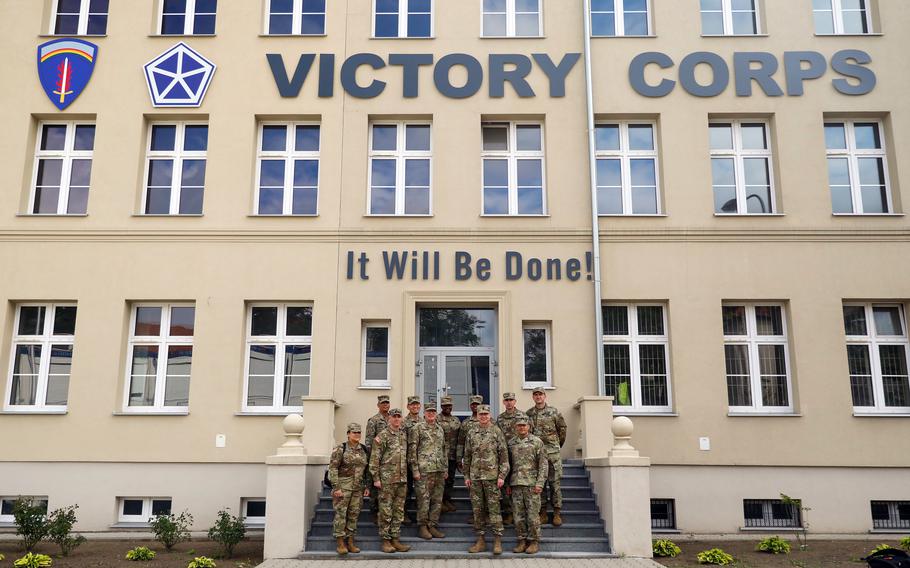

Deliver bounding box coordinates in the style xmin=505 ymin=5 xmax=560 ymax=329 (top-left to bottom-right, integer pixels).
xmin=650 ymin=499 xmax=676 ymax=530
xmin=743 ymin=499 xmax=800 ymax=528
xmin=871 ymin=501 xmax=910 ymax=530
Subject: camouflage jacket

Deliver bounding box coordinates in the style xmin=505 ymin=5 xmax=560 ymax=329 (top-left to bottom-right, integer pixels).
xmin=508 ymin=434 xmax=547 ymax=488
xmin=408 ymin=421 xmax=448 ymax=475
xmin=437 ymin=413 xmax=461 ymax=460
xmin=464 ymin=424 xmax=510 ymax=482
xmin=364 ymin=412 xmax=389 ymax=449
xmin=496 ymin=409 xmax=526 ymax=445
xmin=526 ymin=404 xmax=566 ymax=454
xmin=368 ymin=426 xmax=408 ymax=485
xmin=457 ymin=416 xmax=505 ymax=461
xmin=328 ymin=442 xmax=369 ymax=491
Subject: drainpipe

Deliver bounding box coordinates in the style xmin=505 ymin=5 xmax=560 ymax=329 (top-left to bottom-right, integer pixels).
xmin=582 ymin=0 xmax=605 ymax=396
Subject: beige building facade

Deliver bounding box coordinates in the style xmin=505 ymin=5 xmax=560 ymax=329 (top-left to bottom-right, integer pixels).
xmin=1 ymin=0 xmax=909 ymax=545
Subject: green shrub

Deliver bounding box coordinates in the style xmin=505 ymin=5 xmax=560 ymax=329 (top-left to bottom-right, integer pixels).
xmin=207 ymin=510 xmax=246 ymax=559
xmin=151 ymin=511 xmax=193 ymax=551
xmin=652 ymin=538 xmax=681 ymax=558
xmin=12 ymin=498 xmax=50 ymax=552
xmin=696 ymin=548 xmax=735 ymax=565
xmin=13 ymin=553 xmax=52 ymax=568
xmin=756 ymin=536 xmax=791 ymax=554
xmin=868 ymin=543 xmax=893 ymax=556
xmin=900 ymin=536 xmax=910 ymax=552
xmin=187 ymin=557 xmax=216 ymax=568
xmin=46 ymin=505 xmax=86 ymax=556
xmin=125 ymin=547 xmax=157 ymax=561
xmin=0 ymin=553 xmax=5 ymax=561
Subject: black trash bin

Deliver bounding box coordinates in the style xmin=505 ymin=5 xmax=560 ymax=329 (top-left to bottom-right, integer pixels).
xmin=863 ymin=548 xmax=910 ymax=568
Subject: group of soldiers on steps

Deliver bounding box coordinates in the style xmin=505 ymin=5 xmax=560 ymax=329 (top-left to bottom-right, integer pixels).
xmin=326 ymin=388 xmax=567 ymax=555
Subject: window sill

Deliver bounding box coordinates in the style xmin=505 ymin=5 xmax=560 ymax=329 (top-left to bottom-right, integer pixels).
xmin=258 ymin=34 xmax=327 ymax=38
xmin=870 ymin=528 xmax=910 ymax=534
xmin=15 ymin=214 xmax=88 ymax=217
xmin=109 ymin=522 xmax=152 ymax=529
xmin=591 ymin=34 xmax=657 ymax=39
xmin=364 ymin=214 xmax=433 ymax=218
xmin=521 ymin=385 xmax=555 ymax=390
xmin=39 ymin=34 xmax=107 ymax=38
xmin=832 ymin=213 xmax=904 ymax=217
xmin=728 ymin=412 xmax=801 ymax=417
xmin=701 ymin=34 xmax=769 ymax=38
xmin=0 ymin=409 xmax=67 ymax=415
xmin=235 ymin=411 xmax=302 ymax=416
xmin=150 ymin=34 xmax=217 ymax=38
xmin=599 ymin=214 xmax=668 ymax=217
xmin=132 ymin=214 xmax=204 ymax=218
xmin=370 ymin=36 xmax=435 ymax=40
xmin=481 ymin=214 xmax=551 ymax=218
xmin=614 ymin=411 xmax=678 ymax=417
xmin=112 ymin=411 xmax=189 ymax=416
xmin=853 ymin=412 xmax=910 ymax=418
xmin=739 ymin=527 xmax=802 ymax=532
xmin=358 ymin=384 xmax=392 ymax=390
xmin=479 ymin=35 xmax=546 ymax=40
xmin=714 ymin=213 xmax=785 ymax=217
xmin=815 ymin=33 xmax=883 ymax=37
xmin=247 ymin=214 xmax=320 ymax=218
xmin=651 ymin=528 xmax=681 ymax=534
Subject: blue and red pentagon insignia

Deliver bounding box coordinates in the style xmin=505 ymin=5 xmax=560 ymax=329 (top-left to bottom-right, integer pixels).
xmin=37 ymin=39 xmax=98 ymax=111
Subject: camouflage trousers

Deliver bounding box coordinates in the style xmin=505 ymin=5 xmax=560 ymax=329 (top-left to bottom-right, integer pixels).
xmin=500 ymin=471 xmax=512 ymax=515
xmin=415 ymin=471 xmax=445 ymax=526
xmin=541 ymin=452 xmax=563 ymax=511
xmin=378 ymin=482 xmax=407 ymax=540
xmin=469 ymin=480 xmax=503 ymax=536
xmin=511 ymin=486 xmax=542 ymax=541
xmin=443 ymin=459 xmax=457 ymax=502
xmin=332 ymin=487 xmax=364 ymax=537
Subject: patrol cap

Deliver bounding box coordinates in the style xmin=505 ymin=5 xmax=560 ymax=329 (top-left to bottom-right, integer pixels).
xmin=470 ymin=395 xmax=483 ymax=405
xmin=347 ymin=422 xmax=363 ymax=433
xmin=440 ymin=396 xmax=453 ymax=406
xmin=502 ymin=392 xmax=516 ymax=400
xmin=377 ymin=395 xmax=390 ymax=403
xmin=407 ymin=395 xmax=421 ymax=405
xmin=389 ymin=408 xmax=403 ymax=416
xmin=531 ymin=387 xmax=546 ymax=395
xmin=477 ymin=404 xmax=491 ymax=414
xmin=515 ymin=416 xmax=529 ymax=426
xmin=424 ymin=403 xmax=437 ymax=412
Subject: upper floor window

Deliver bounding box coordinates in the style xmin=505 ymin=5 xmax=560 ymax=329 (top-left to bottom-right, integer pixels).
xmin=256 ymin=122 xmax=320 ymax=216
xmin=143 ymin=123 xmax=209 ymax=215
xmin=723 ymin=304 xmax=793 ymax=413
xmin=602 ymin=304 xmax=671 ymax=412
xmin=814 ymin=0 xmax=873 ymax=35
xmin=125 ymin=304 xmax=195 ymax=412
xmin=6 ymin=304 xmax=76 ymax=411
xmin=523 ymin=323 xmax=552 ymax=388
xmin=844 ymin=303 xmax=910 ymax=413
xmin=595 ymin=122 xmax=660 ymax=215
xmin=160 ymin=0 xmax=217 ymax=35
xmin=266 ymin=0 xmax=325 ymax=35
xmin=701 ymin=0 xmax=760 ymax=35
xmin=53 ymin=0 xmax=108 ymax=35
xmin=374 ymin=0 xmax=432 ymax=38
xmin=482 ymin=0 xmax=541 ymax=37
xmin=826 ymin=121 xmax=891 ymax=215
xmin=710 ymin=121 xmax=775 ymax=215
xmin=591 ymin=0 xmax=650 ymax=37
xmin=368 ymin=122 xmax=431 ymax=215
xmin=244 ymin=304 xmax=312 ymax=412
xmin=482 ymin=122 xmax=545 ymax=216
xmin=31 ymin=122 xmax=95 ymax=216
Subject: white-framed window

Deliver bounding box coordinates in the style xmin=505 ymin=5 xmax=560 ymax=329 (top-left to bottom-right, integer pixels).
xmin=143 ymin=122 xmax=208 ymax=215
xmin=256 ymin=122 xmax=320 ymax=216
xmin=124 ymin=304 xmax=195 ymax=412
xmin=362 ymin=323 xmax=390 ymax=387
xmin=160 ymin=0 xmax=217 ymax=35
xmin=481 ymin=0 xmax=542 ymax=37
xmin=0 ymin=497 xmax=48 ymax=524
xmin=30 ymin=122 xmax=95 ymax=215
xmin=244 ymin=304 xmax=312 ymax=412
xmin=722 ymin=304 xmax=793 ymax=413
xmin=825 ymin=121 xmax=892 ymax=215
xmin=481 ymin=122 xmax=546 ymax=216
xmin=590 ymin=0 xmax=650 ymax=36
xmin=117 ymin=497 xmax=172 ymax=523
xmin=871 ymin=501 xmax=910 ymax=530
xmin=368 ymin=122 xmax=431 ymax=216
xmin=710 ymin=121 xmax=776 ymax=215
xmin=595 ymin=122 xmax=660 ymax=215
xmin=265 ymin=0 xmax=326 ymax=35
xmin=52 ymin=0 xmax=108 ymax=35
xmin=602 ymin=304 xmax=672 ymax=412
xmin=6 ymin=304 xmax=77 ymax=411
xmin=522 ymin=323 xmax=552 ymax=388
xmin=814 ymin=0 xmax=873 ymax=34
xmin=700 ymin=0 xmax=760 ymax=35
xmin=844 ymin=303 xmax=910 ymax=413
xmin=241 ymin=498 xmax=267 ymax=526
xmin=374 ymin=0 xmax=432 ymax=38
xmin=743 ymin=499 xmax=801 ymax=528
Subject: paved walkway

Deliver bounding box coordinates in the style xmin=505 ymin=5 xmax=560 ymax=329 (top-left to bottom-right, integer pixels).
xmin=261 ymin=558 xmax=662 ymax=568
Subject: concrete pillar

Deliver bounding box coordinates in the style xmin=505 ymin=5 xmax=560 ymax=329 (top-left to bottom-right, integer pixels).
xmin=575 ymin=396 xmax=615 ymax=458
xmin=299 ymin=396 xmax=338 ymax=456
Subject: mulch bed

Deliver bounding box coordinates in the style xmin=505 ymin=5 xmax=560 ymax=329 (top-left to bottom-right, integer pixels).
xmin=653 ymin=539 xmax=902 ymax=567
xmin=0 ymin=539 xmax=263 ymax=568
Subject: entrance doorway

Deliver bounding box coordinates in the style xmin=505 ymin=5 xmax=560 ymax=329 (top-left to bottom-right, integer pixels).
xmin=416 ymin=307 xmax=497 ymax=417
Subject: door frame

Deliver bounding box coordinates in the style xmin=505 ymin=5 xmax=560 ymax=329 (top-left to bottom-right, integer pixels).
xmin=417 ymin=347 xmax=497 ymax=417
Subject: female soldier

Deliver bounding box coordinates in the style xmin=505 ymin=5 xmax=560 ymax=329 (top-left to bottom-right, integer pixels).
xmin=328 ymin=422 xmax=370 ymax=555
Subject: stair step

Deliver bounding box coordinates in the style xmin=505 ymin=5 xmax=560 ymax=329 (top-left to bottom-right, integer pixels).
xmin=299 ymin=551 xmax=617 ymax=559
xmin=308 ymin=522 xmax=605 ymax=538
xmin=316 ymin=499 xmax=598 ymax=512
xmin=304 ymin=535 xmax=612 ymax=553
xmin=312 ymin=509 xmax=603 ymax=523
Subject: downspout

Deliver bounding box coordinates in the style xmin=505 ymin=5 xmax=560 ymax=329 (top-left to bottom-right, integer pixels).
xmin=582 ymin=0 xmax=605 ymax=396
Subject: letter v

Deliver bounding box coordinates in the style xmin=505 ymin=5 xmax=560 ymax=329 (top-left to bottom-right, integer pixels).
xmin=267 ymin=54 xmax=316 ymax=98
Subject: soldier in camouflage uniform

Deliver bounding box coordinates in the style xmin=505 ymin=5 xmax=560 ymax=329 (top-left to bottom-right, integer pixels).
xmin=437 ymin=396 xmax=461 ymax=512
xmin=368 ymin=408 xmax=411 ymax=553
xmin=496 ymin=392 xmax=525 ymax=525
xmin=403 ymin=395 xmax=422 ymax=524
xmin=458 ymin=395 xmax=506 ymax=524
xmin=328 ymin=423 xmax=370 ymax=555
xmin=463 ymin=405 xmax=510 ymax=555
xmin=508 ymin=415 xmax=547 ymax=554
xmin=526 ymin=387 xmax=567 ymax=527
xmin=409 ymin=402 xmax=448 ymax=539
xmin=364 ymin=394 xmax=390 ymax=518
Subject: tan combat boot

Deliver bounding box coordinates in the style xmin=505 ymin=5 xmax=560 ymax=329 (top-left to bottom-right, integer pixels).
xmin=428 ymin=525 xmax=446 ymax=538
xmin=381 ymin=539 xmax=396 ymax=553
xmin=513 ymin=539 xmax=527 ymax=553
xmin=335 ymin=537 xmax=348 ymax=555
xmin=492 ymin=536 xmax=502 ymax=555
xmin=346 ymin=536 xmax=361 ymax=553
xmin=418 ymin=525 xmax=433 ymax=540
xmin=552 ymin=508 xmax=563 ymax=527
xmin=468 ymin=535 xmax=486 ymax=553
xmin=539 ymin=509 xmax=549 ymax=525
xmin=525 ymin=540 xmax=540 ymax=554
xmin=391 ymin=537 xmax=411 ymax=552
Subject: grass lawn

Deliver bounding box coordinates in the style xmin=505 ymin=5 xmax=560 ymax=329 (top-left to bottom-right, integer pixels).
xmin=653 ymin=539 xmax=906 ymax=567
xmin=0 ymin=539 xmax=263 ymax=568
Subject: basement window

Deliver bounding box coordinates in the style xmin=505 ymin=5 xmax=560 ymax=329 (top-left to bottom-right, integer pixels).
xmin=650 ymin=499 xmax=676 ymax=530
xmin=743 ymin=499 xmax=801 ymax=528
xmin=871 ymin=501 xmax=910 ymax=530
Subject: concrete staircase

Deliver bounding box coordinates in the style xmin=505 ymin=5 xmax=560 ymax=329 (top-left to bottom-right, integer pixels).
xmin=300 ymin=459 xmax=613 ymax=558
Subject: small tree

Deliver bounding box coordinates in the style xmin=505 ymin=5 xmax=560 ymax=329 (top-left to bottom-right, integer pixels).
xmin=207 ymin=510 xmax=246 ymax=559
xmin=780 ymin=493 xmax=811 ymax=550
xmin=12 ymin=498 xmax=50 ymax=552
xmin=46 ymin=505 xmax=86 ymax=556
xmin=150 ymin=511 xmax=193 ymax=551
